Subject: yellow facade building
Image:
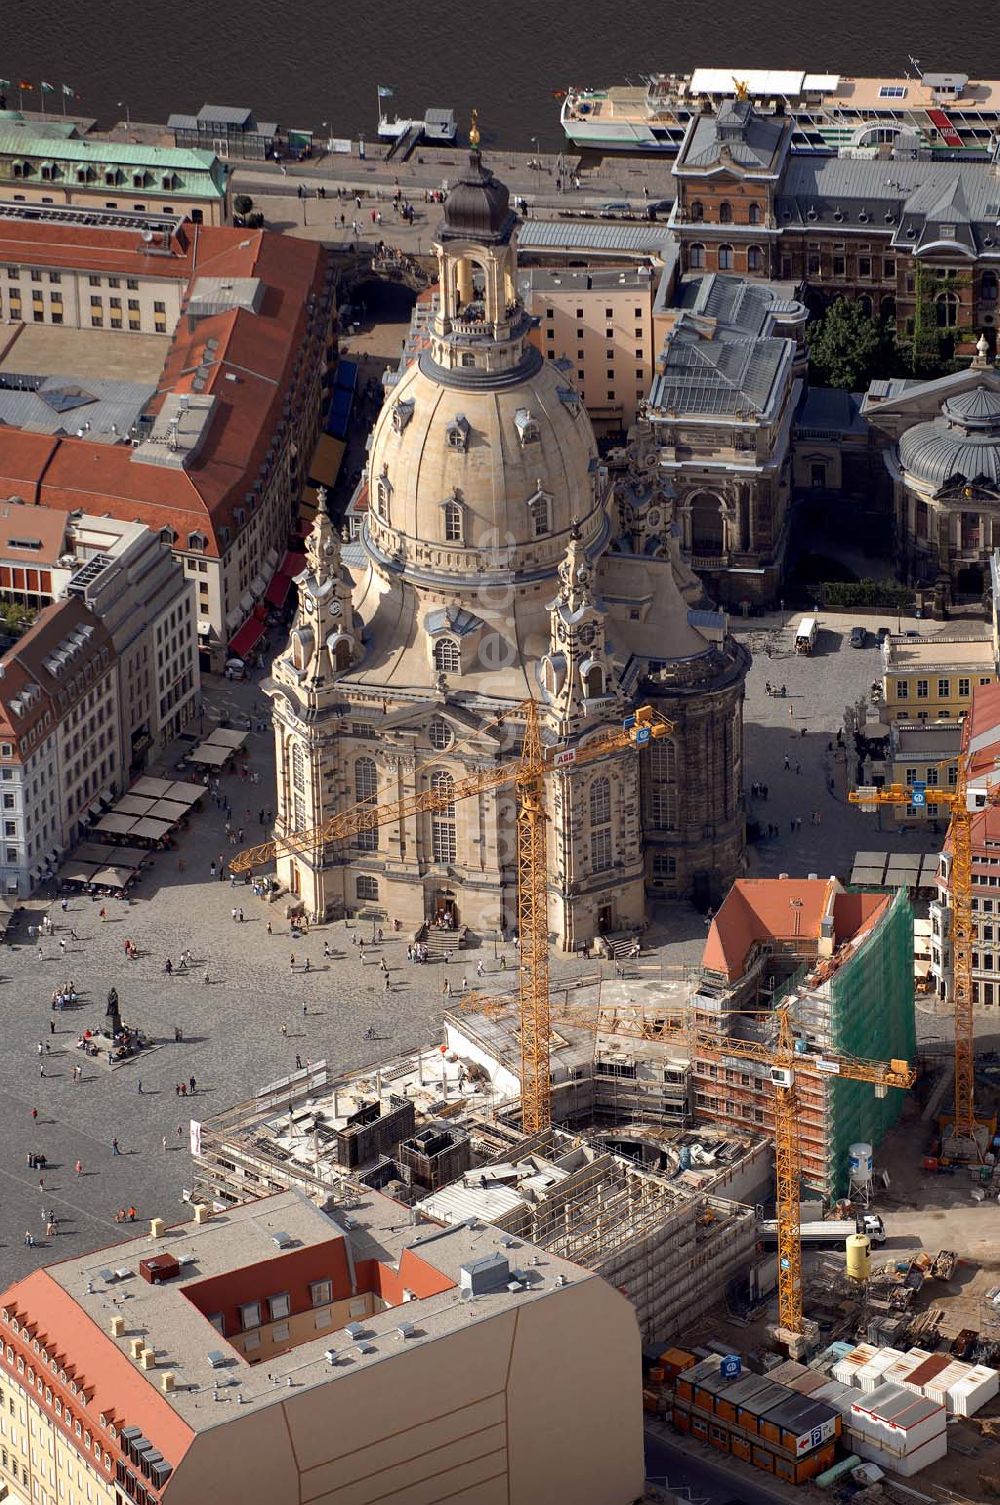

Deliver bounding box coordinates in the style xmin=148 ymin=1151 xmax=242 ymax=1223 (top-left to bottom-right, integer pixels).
xmin=881 ymin=630 xmax=997 ymax=723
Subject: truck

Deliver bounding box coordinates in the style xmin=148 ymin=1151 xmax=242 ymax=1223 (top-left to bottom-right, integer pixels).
xmin=794 ymin=616 xmax=818 ymax=654
xmin=759 ymin=1212 xmax=886 ymax=1246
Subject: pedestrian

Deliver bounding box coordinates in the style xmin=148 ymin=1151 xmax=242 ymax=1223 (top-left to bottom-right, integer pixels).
xmin=231 ymin=907 xmax=237 ymax=923
xmin=189 ymin=1076 xmax=196 ymax=1094
xmin=137 ymin=1079 xmax=143 ymax=1094
xmin=302 ymin=999 xmax=308 ymax=1014
xmin=290 ymin=954 xmax=295 ymax=972
xmin=295 ymin=1053 xmax=302 ymax=1070
xmin=49 ymin=1019 xmax=55 ymax=1035
xmin=238 ymin=907 xmax=244 ymax=923
xmin=59 ymin=936 xmax=66 ymax=951
xmin=175 ymin=1083 xmax=181 ymax=1096
xmin=112 ymin=1137 xmax=120 ymax=1155
xmin=31 ymin=1105 xmax=37 ymax=1121
xmin=442 ymin=978 xmax=451 ymax=998
xmin=500 ymin=955 xmax=507 ymax=970
xmin=323 ymin=941 xmax=330 ymax=959
xmin=162 ymin=1136 xmax=167 ymax=1153
xmin=210 ymin=862 xmax=216 ymax=879
xmin=384 ymin=972 xmax=391 ymax=991
xmin=177 ymin=1124 xmax=184 ymax=1139
xmin=783 ymin=754 xmax=790 ymax=770
xmin=795 ymin=763 xmax=801 ymax=775
xmin=74 ymin=1159 xmax=83 ymax=1176
xmin=266 ymin=920 xmax=272 ymax=935
xmin=37 ymin=1041 xmax=43 ymax=1056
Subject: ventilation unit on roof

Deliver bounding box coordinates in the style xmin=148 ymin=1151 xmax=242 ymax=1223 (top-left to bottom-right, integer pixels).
xmin=395 ymin=1322 xmax=415 ymax=1340
xmin=344 ymin=1322 xmax=365 ymax=1340
xmin=270 ymin=1230 xmax=293 ymax=1249
xmin=207 ymin=1350 xmax=227 ymax=1369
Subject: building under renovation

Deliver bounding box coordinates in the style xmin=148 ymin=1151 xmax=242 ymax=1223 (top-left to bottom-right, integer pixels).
xmin=691 ymin=878 xmax=916 ymax=1200
xmin=191 ymin=1018 xmax=770 ymax=1344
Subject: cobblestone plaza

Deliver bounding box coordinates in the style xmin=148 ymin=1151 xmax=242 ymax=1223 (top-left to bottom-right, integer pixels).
xmin=0 ymin=613 xmax=939 ymax=1286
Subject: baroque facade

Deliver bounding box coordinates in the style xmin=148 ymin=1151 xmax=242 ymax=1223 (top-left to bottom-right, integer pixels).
xmin=266 ymin=152 xmax=748 ymax=949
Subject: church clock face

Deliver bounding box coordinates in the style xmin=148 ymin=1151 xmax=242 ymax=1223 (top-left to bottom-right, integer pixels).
xmin=304 ymin=593 xmax=315 ymax=611
xmin=329 ymin=600 xmax=343 ymax=618
xmin=556 ymin=622 xmax=567 ymax=643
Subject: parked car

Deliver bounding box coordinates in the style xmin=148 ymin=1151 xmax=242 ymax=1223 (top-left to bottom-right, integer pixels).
xmin=876 ymin=625 xmax=891 ymax=643
xmin=850 ymin=626 xmax=867 ymax=648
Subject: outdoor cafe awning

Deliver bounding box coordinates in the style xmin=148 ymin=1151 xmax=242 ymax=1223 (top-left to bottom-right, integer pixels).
xmin=229 ymin=613 xmax=267 ymax=659
xmin=265 ymin=571 xmax=291 ymax=608
xmin=95 ymin=813 xmax=137 ymax=836
xmin=307 ymin=433 xmax=346 ymax=489
xmin=207 ymin=727 xmax=248 ymax=749
xmin=187 ymin=743 xmax=233 ymax=767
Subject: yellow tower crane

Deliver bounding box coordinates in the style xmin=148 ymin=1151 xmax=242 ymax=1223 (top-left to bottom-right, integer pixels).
xmin=850 ymin=762 xmax=995 ymax=1158
xmin=460 ymin=993 xmax=914 ymax=1341
xmin=231 ymin=699 xmax=672 ymax=1134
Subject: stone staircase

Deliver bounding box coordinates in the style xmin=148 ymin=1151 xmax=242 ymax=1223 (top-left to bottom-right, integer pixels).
xmin=418 ymin=924 xmax=466 ymax=962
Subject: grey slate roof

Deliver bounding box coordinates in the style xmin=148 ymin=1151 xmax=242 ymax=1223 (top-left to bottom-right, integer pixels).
xmin=0 ymin=375 xmax=154 ymax=443
xmin=796 ymin=386 xmax=868 ymax=436
xmin=777 ymin=157 xmax=1000 ymax=257
xmin=680 ymin=102 xmax=788 ymax=172
xmin=649 ymin=328 xmax=789 ymax=418
xmin=679 ymin=273 xmax=783 ymax=337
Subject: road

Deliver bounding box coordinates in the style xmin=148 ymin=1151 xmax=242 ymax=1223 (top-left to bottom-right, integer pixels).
xmin=645 ymin=1427 xmax=800 ymax=1505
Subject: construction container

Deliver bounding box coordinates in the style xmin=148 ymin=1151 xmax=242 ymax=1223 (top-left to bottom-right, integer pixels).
xmin=884 ymin=1349 xmax=933 ymax=1388
xmin=857 ymin=1348 xmax=906 ymax=1393
xmin=848 ymin=1382 xmax=947 ymax=1477
xmin=833 ymin=1343 xmax=878 ymax=1387
xmin=923 ymin=1359 xmax=971 ymax=1406
xmin=902 ymin=1353 xmax=953 ymax=1395
xmin=947 ymin=1364 xmax=1000 ymax=1417
xmin=784 ymin=1369 xmax=832 ymax=1398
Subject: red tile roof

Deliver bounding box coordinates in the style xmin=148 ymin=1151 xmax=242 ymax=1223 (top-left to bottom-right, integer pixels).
xmin=702 ymin=878 xmax=889 ymax=982
xmin=0 ymin=224 xmax=329 ymax=555
xmin=1 ymin=1272 xmax=195 ymax=1468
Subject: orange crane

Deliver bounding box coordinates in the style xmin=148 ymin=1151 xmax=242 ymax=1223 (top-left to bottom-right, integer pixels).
xmin=460 ymin=990 xmax=914 ymax=1340
xmin=850 ymin=763 xmax=994 ymax=1158
xmin=231 ymin=699 xmax=672 ymax=1134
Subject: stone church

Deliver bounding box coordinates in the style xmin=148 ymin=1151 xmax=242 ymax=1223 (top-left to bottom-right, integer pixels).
xmin=265 ymin=148 xmax=749 ymax=950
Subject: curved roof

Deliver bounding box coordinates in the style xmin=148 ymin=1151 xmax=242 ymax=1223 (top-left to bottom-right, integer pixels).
xmin=440 ymin=151 xmax=514 ymax=244
xmin=899 ymin=384 xmax=1000 ymax=489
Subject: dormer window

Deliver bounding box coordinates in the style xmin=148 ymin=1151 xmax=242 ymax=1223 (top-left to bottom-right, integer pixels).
xmin=187 ymin=530 xmax=207 ymax=551
xmin=132 ymin=171 xmax=146 ymax=188
xmin=941 ymin=223 xmax=957 ymax=240
xmin=445 ymin=413 xmax=470 ymax=451
xmin=374 ymin=468 xmax=392 ymax=522
xmin=104 ymin=169 xmax=119 ymax=186
xmin=442 ymin=497 xmax=464 ymax=543
xmin=391 ymin=397 xmax=414 ymax=433
xmin=514 ymin=408 xmax=539 ymax=446
xmin=162 ymin=172 xmax=177 ymax=191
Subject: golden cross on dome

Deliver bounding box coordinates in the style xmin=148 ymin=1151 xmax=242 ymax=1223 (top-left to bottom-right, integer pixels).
xmin=469 ymin=109 xmax=480 ymax=148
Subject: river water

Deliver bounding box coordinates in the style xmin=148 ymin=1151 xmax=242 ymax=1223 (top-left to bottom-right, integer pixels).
xmin=7 ymin=0 xmax=1000 ymax=149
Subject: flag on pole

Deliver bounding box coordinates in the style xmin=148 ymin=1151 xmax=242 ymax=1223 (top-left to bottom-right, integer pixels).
xmin=40 ymin=81 xmax=54 ymax=93
xmin=18 ymin=80 xmax=33 ymax=91
xmin=62 ymin=84 xmax=77 ymax=98
xmin=377 ymin=85 xmax=394 ymax=99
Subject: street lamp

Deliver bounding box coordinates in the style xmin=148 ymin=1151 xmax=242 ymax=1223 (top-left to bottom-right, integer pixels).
xmin=118 ymin=100 xmax=130 ymax=134
xmin=494 ymin=927 xmax=499 ymax=961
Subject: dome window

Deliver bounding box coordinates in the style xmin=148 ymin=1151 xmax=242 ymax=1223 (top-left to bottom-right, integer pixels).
xmin=433 ymin=638 xmax=461 ymax=673
xmin=374 ymin=467 xmax=392 ymax=522
xmin=514 ymin=407 xmax=540 ymax=446
xmin=441 ymin=497 xmax=464 ymax=543
xmin=527 ymin=488 xmax=552 ymax=537
xmin=391 ymin=397 xmax=414 ymax=433
xmin=446 ymin=413 xmax=470 ymax=451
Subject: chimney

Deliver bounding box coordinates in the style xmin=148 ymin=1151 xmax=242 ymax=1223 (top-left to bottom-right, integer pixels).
xmin=149 ymin=1218 xmax=165 ymax=1239
xmin=193 ymin=1204 xmax=210 ymax=1225
xmin=129 ymin=1338 xmax=144 ymax=1359
xmin=160 ymin=1371 xmax=175 ymax=1393
xmin=139 ymin=1348 xmax=156 ymax=1370
xmin=109 ymin=1315 xmax=125 ymax=1338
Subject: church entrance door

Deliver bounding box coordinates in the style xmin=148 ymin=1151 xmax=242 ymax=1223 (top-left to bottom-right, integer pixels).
xmin=433 ymin=892 xmax=458 ymax=927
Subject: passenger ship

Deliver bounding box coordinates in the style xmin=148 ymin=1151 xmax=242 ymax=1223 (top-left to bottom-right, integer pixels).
xmin=560 ymin=66 xmax=1000 ymax=156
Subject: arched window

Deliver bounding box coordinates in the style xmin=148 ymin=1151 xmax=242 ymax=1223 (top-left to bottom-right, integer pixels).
xmin=355 ymin=755 xmax=378 ymax=850
xmin=690 ymin=492 xmax=726 ymax=554
xmin=748 ymin=202 xmax=761 ymax=226
xmin=433 ymin=637 xmax=461 ymax=673
xmin=356 ymin=875 xmax=379 ymax=900
xmin=936 ymin=291 xmax=959 ymax=328
xmin=430 ymin=770 xmax=456 ymax=863
xmin=589 ymin=775 xmax=613 ymax=873
xmin=583 ymin=664 xmax=605 ymax=698
xmin=718 ymin=202 xmax=732 ymax=224
xmin=374 ymin=472 xmax=391 ymax=521
xmin=291 ymin=743 xmax=306 ymax=835
xmin=589 ymin=777 xmax=611 ymax=826
xmin=333 ymin=638 xmax=351 ymax=672
xmin=881 ymin=294 xmax=896 ymax=324
xmin=747 ymin=245 xmax=763 ymax=273
xmin=717 ymin=244 xmax=734 ymax=271
xmin=858 ymin=294 xmax=873 ymax=318
xmin=689 ymin=200 xmax=704 ymax=222
xmin=428 ymin=716 xmax=453 ymax=750
xmin=443 ymin=499 xmax=463 ymax=543
xmin=646 ymin=739 xmax=678 ymax=831
xmin=689 ymin=243 xmax=705 ymax=269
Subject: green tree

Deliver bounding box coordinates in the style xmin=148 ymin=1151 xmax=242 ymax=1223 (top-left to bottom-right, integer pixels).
xmin=233 ymin=193 xmax=254 ymax=217
xmin=807 ymin=298 xmax=890 ymax=390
